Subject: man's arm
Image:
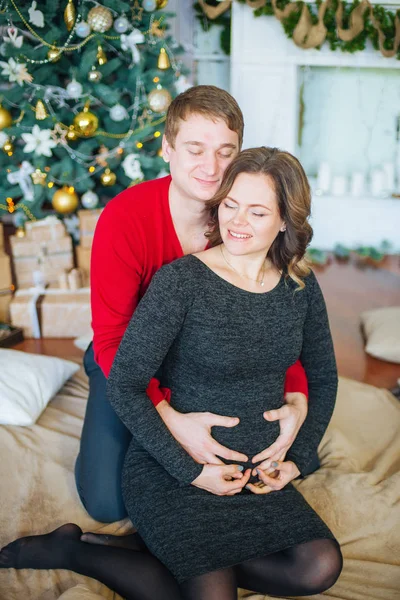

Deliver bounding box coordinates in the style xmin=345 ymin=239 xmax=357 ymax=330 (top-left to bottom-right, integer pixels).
xmin=91 ymin=198 xmax=166 ymax=406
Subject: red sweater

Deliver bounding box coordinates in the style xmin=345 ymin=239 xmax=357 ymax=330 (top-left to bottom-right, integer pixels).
xmin=91 ymin=175 xmax=308 ymax=406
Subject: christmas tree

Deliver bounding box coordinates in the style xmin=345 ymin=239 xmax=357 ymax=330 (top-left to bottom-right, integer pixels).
xmin=0 ymin=0 xmax=190 ymax=227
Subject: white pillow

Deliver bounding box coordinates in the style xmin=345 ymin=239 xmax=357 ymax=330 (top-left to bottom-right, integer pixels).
xmin=0 ymin=349 xmax=79 ymax=426
xmin=361 ymin=307 xmax=400 ymax=364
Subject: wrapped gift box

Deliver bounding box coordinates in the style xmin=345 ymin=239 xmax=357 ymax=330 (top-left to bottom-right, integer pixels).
xmin=25 ymin=216 xmax=66 ymax=242
xmin=78 ymin=209 xmax=102 ymax=249
xmin=10 ymin=236 xmax=74 ymax=289
xmin=0 ymin=252 xmax=13 ymax=323
xmin=76 ymin=245 xmax=91 ymax=286
xmin=10 ymin=288 xmax=91 ymax=338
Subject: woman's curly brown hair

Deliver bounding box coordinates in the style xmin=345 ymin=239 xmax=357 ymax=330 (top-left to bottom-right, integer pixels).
xmin=205 ymin=147 xmax=313 ymax=289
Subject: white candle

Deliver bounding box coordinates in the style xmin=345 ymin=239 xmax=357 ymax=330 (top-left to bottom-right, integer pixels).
xmin=350 ymin=172 xmax=365 ymax=197
xmin=332 ymin=175 xmax=348 ymax=196
xmin=317 ymin=162 xmax=331 ymax=193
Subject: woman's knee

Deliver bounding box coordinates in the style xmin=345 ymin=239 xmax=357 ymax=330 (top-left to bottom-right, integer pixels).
xmin=299 ymin=539 xmax=343 ymax=594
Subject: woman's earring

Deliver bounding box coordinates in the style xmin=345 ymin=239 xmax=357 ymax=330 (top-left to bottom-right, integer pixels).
xmin=280 ymin=226 xmax=286 ymax=232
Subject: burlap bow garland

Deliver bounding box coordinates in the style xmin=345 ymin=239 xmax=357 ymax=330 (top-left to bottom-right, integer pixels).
xmin=198 ymin=0 xmax=400 ymax=58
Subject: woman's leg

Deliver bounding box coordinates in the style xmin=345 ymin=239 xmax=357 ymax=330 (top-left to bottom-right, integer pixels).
xmin=235 ymin=538 xmax=342 ymax=597
xmin=0 ymin=524 xmax=182 ymax=600
xmin=180 ymin=568 xmax=237 ymax=600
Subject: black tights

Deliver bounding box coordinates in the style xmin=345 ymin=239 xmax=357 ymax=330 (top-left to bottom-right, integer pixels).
xmin=0 ymin=524 xmax=342 ymax=600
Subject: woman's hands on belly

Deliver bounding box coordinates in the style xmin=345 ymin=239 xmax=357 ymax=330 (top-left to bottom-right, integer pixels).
xmin=191 ymin=464 xmax=252 ymax=496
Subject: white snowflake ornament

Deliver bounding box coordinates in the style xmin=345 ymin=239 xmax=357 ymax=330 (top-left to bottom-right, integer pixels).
xmin=22 ymin=125 xmax=58 ymax=157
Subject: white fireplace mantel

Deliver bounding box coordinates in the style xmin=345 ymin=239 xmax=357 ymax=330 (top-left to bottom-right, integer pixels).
xmin=230 ymin=3 xmax=400 ymax=250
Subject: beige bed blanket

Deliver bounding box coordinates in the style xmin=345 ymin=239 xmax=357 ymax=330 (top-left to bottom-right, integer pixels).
xmin=0 ymin=365 xmax=399 ymax=600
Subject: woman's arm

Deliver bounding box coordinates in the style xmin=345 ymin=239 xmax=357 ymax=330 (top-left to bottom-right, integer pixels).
xmin=107 ymin=263 xmax=203 ymax=486
xmin=286 ymin=271 xmax=338 ymax=474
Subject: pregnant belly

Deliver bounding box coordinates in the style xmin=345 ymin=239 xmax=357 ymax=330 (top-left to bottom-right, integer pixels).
xmin=212 ymin=415 xmax=281 ymax=465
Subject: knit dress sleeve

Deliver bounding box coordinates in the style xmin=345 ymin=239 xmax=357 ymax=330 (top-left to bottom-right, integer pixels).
xmin=286 ymin=271 xmax=338 ymax=474
xmin=107 ymin=263 xmax=203 ymax=486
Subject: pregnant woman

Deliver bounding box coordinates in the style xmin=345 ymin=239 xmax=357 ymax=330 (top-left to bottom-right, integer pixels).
xmin=0 ymin=147 xmax=342 ymax=599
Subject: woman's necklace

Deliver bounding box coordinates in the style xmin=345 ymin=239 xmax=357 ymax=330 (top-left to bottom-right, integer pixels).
xmin=220 ymin=245 xmax=266 ymax=287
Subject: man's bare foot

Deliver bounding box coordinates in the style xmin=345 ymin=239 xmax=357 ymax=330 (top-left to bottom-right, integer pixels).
xmin=80 ymin=531 xmax=147 ymax=552
xmin=0 ymin=523 xmax=82 ymax=570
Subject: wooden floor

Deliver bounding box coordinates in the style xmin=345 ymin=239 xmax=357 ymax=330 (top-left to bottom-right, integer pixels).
xmin=14 ymin=255 xmax=400 ymax=390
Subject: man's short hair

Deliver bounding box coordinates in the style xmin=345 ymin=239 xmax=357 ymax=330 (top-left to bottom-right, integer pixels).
xmin=165 ymin=85 xmax=244 ymax=149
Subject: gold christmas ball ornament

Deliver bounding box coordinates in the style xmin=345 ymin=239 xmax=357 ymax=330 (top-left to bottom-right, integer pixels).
xmin=157 ymin=147 xmax=163 ymax=158
xmin=157 ymin=47 xmax=170 ymax=70
xmin=100 ymin=167 xmax=117 ymax=186
xmin=66 ymin=125 xmax=78 ymax=142
xmin=88 ymin=67 xmax=102 ymax=83
xmin=73 ymin=102 xmax=99 ymax=137
xmin=34 ymin=99 xmax=48 ymax=120
xmin=52 ymin=186 xmax=79 ymax=214
xmin=47 ymin=47 xmax=62 ymax=62
xmin=0 ymin=105 xmax=12 ymax=130
xmin=87 ymin=6 xmax=113 ymax=32
xmin=156 ymin=0 xmax=168 ymax=8
xmin=3 ymin=140 xmax=14 ymax=154
xmin=148 ymin=87 xmax=172 ymax=113
xmin=64 ymin=0 xmax=76 ymax=31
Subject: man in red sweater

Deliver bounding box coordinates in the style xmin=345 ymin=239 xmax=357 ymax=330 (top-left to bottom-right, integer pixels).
xmin=76 ymin=86 xmax=311 ymax=524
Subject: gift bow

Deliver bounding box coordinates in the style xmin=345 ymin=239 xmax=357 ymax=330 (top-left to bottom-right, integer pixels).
xmin=120 ymin=29 xmax=145 ymax=64
xmin=7 ymin=160 xmax=35 ymax=201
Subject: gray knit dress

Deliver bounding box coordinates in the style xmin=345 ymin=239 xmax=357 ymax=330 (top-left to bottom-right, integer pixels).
xmin=107 ymin=255 xmax=338 ymax=583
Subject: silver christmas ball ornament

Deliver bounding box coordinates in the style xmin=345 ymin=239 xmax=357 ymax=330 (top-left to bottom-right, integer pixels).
xmin=75 ymin=21 xmax=91 ymax=38
xmin=81 ymin=190 xmax=99 ymax=209
xmin=114 ymin=15 xmax=129 ymax=34
xmin=110 ymin=104 xmax=128 ymax=122
xmin=66 ymin=79 xmax=83 ymax=99
xmin=142 ymin=0 xmax=157 ymax=11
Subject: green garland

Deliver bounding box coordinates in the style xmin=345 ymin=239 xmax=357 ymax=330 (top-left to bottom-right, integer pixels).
xmin=197 ymin=0 xmax=400 ymax=58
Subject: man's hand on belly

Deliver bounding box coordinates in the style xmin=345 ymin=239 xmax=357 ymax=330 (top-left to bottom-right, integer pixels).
xmin=251 ymin=392 xmax=308 ymax=475
xmin=156 ymin=401 xmax=248 ymax=464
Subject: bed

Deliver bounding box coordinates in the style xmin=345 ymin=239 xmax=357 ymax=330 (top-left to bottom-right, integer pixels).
xmin=0 ymin=364 xmax=399 ymax=600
